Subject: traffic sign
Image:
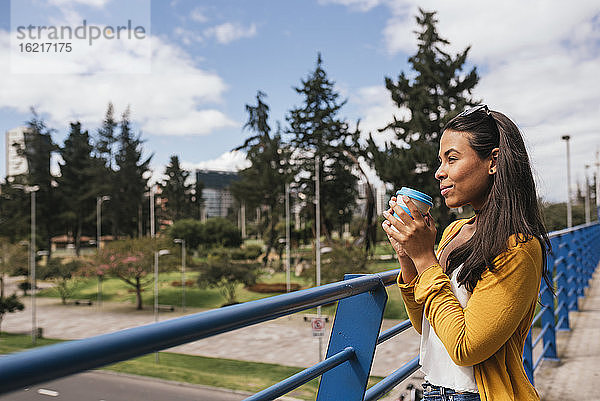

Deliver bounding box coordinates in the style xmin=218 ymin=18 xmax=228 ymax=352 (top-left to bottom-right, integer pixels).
xmin=311 ymin=317 xmax=325 ymax=337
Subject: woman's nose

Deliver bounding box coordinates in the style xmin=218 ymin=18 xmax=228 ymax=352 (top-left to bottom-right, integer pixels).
xmin=435 ymin=164 xmax=446 ymax=181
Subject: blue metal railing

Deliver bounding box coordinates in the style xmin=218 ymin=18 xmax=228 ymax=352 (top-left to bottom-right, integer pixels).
xmin=522 ymin=220 xmax=600 ymax=384
xmin=0 ymin=221 xmax=599 ymax=399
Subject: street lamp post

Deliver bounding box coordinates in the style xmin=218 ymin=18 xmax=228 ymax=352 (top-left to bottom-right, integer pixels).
xmin=96 ymin=195 xmax=110 ymax=307
xmin=150 ymin=186 xmax=155 ymax=238
xmin=285 ymin=183 xmax=291 ymax=293
xmin=174 ymin=239 xmax=186 ymax=312
xmin=154 ymin=248 xmax=170 ymax=363
xmin=314 ymin=155 xmax=322 ymax=362
xmin=585 ymin=164 xmax=591 ymax=224
xmin=13 ymin=184 xmax=40 ymax=344
xmin=561 ymin=135 xmax=572 ymax=228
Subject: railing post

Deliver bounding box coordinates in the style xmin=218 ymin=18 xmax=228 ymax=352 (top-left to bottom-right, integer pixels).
xmin=523 ymin=330 xmax=534 ymax=385
xmin=574 ymin=234 xmax=585 ymax=301
xmin=317 ymin=274 xmax=388 ymax=401
xmin=566 ymin=243 xmax=578 ymax=312
xmin=554 ymin=247 xmax=570 ymax=331
xmin=540 ymin=258 xmax=558 ymax=361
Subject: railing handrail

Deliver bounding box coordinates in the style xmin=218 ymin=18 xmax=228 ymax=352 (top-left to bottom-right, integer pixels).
xmin=0 ymin=268 xmax=400 ymax=395
xmin=0 ymin=220 xmax=598 ymax=400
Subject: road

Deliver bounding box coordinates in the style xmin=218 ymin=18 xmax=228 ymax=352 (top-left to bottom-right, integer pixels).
xmin=0 ymin=371 xmax=248 ymax=401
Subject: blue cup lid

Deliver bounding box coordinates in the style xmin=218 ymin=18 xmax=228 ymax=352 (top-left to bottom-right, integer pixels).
xmin=395 ymin=187 xmax=433 ymax=206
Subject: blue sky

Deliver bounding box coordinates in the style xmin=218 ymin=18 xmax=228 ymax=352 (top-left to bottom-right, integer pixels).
xmin=1 ymin=0 xmax=599 ymax=203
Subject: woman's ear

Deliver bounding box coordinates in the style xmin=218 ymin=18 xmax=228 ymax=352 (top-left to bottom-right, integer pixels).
xmin=489 ymin=148 xmax=499 ymax=175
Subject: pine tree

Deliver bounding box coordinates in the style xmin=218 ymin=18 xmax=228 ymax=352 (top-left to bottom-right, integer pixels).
xmin=96 ymin=102 xmax=118 ymax=169
xmin=286 ymin=55 xmax=358 ymax=241
xmin=92 ymin=103 xmax=119 ymax=236
xmin=231 ymin=91 xmax=292 ymax=265
xmin=58 ymin=122 xmax=100 ymax=255
xmin=160 ymin=155 xmax=193 ymax=222
xmin=114 ymin=107 xmax=153 ymax=237
xmin=191 ymin=180 xmax=204 ymax=220
xmin=22 ymin=109 xmax=59 ymax=255
xmin=367 ymin=9 xmax=479 ymax=231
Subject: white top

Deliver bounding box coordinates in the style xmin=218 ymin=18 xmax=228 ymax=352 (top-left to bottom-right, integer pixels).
xmin=419 ymin=265 xmax=478 ymax=393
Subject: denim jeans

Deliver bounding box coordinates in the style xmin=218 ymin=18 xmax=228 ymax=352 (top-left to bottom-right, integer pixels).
xmin=421 ymin=382 xmax=480 ymax=401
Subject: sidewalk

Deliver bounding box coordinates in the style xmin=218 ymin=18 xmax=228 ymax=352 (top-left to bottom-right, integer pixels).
xmin=534 ymin=268 xmax=600 ymax=401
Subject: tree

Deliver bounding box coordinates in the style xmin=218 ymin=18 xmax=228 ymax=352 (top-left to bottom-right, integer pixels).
xmin=113 ymin=107 xmax=153 ymax=237
xmin=286 ymin=55 xmax=359 ymax=241
xmin=39 ymin=258 xmax=83 ymax=304
xmin=21 ymin=109 xmax=59 ymax=256
xmin=95 ymin=102 xmax=118 ymax=170
xmin=367 ymin=9 xmax=479 ymax=233
xmin=93 ymin=103 xmax=119 ymax=236
xmin=231 ymin=91 xmax=292 ymax=265
xmin=0 ymin=240 xmax=28 ymax=298
xmin=160 ymin=155 xmax=193 ymax=222
xmin=197 ymin=248 xmax=261 ymax=305
xmin=96 ymin=237 xmax=175 ymax=310
xmin=0 ymin=294 xmax=24 ymax=334
xmin=191 ymin=179 xmax=204 ymax=220
xmin=301 ymin=243 xmax=368 ymax=285
xmin=0 ymin=182 xmax=30 ymax=245
xmin=201 ymin=217 xmax=243 ymax=248
xmin=58 ymin=122 xmax=101 ymax=255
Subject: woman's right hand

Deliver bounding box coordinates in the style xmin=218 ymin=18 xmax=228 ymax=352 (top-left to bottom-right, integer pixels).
xmin=382 ymin=198 xmax=417 ymax=282
xmin=381 ymin=200 xmax=410 ymax=257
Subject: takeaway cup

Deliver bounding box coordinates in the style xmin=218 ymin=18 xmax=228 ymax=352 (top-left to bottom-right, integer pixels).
xmin=391 ymin=187 xmax=433 ymax=219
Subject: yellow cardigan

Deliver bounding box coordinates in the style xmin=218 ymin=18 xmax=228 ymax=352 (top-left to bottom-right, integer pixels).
xmin=397 ymin=217 xmax=542 ymax=401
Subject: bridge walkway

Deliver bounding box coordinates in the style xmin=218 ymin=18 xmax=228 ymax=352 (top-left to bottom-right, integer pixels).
xmin=535 ymin=265 xmax=600 ymax=401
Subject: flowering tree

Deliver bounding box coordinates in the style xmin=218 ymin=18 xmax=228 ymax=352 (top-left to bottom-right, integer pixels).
xmin=95 ymin=238 xmax=175 ymax=310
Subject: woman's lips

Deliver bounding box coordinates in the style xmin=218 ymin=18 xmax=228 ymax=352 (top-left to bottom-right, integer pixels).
xmin=441 ymin=186 xmax=453 ymax=196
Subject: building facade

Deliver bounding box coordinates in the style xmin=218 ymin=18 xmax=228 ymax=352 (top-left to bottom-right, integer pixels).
xmin=195 ymin=169 xmax=238 ymax=220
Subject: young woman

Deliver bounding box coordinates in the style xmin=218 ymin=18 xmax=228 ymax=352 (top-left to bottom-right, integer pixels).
xmin=381 ymin=105 xmax=551 ymax=401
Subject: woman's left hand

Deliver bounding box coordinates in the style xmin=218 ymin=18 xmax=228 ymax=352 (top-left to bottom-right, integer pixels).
xmin=382 ymin=196 xmax=439 ymax=273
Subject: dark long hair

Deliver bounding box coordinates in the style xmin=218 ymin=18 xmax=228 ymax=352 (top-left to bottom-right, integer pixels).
xmin=442 ymin=108 xmax=552 ymax=293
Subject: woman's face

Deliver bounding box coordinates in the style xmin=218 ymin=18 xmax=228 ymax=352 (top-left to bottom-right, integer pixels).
xmin=435 ymin=130 xmax=496 ymax=210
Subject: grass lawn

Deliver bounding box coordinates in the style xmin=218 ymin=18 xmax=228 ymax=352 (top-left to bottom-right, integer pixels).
xmin=0 ymin=333 xmax=384 ymax=400
xmin=37 ymin=246 xmax=409 ymax=320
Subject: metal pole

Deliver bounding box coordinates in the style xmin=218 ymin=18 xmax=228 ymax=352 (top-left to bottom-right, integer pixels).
xmin=182 ymin=240 xmax=186 ymax=313
xmin=96 ymin=197 xmax=101 ymax=253
xmin=241 ymin=202 xmax=246 ymax=239
xmin=596 ymin=149 xmax=600 ymax=212
xmin=151 ymin=185 xmax=157 ymax=362
xmin=96 ymin=197 xmax=102 ymax=308
xmin=585 ymin=164 xmax=591 ymax=224
xmin=150 ymin=186 xmax=155 ymax=238
xmin=31 ymin=190 xmax=36 ymax=345
xmin=285 ymin=183 xmax=291 ymax=293
xmin=562 ymin=135 xmax=572 ymax=228
xmin=315 ymin=155 xmax=322 ymax=362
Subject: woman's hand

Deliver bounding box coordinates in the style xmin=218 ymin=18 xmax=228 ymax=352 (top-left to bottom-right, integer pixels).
xmin=383 ymin=201 xmax=409 ymax=258
xmin=382 ymin=195 xmax=439 ymax=274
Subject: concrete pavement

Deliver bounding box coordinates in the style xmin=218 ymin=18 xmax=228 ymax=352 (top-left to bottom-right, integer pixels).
xmin=534 ymin=268 xmax=600 ymax=401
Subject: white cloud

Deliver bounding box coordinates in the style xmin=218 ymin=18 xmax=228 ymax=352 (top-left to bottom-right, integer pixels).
xmin=335 ymin=0 xmax=600 ymax=202
xmin=0 ymin=30 xmax=237 ymax=136
xmin=183 ymin=150 xmax=251 ymax=173
xmin=47 ymin=0 xmax=110 ymax=8
xmin=204 ymin=22 xmax=257 ymax=44
xmin=173 ymin=26 xmax=203 ymax=46
xmin=190 ymin=8 xmax=208 ymax=23
xmin=348 ymin=85 xmax=405 ymax=148
xmin=318 ymin=0 xmax=382 ymax=12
